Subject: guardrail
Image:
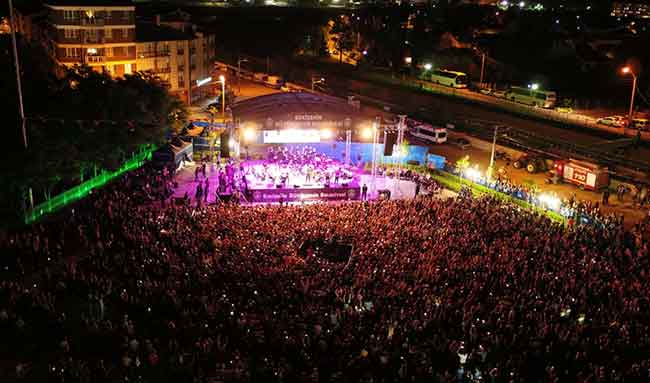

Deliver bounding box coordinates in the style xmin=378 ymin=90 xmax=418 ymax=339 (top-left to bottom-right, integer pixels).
xmin=413 ymin=79 xmax=650 ymax=141
xmin=351 ymin=92 xmax=650 ymax=177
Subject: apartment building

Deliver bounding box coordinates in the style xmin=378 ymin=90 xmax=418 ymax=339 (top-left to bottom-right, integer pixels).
xmin=612 ymin=1 xmax=650 ymax=18
xmin=136 ymin=16 xmax=216 ymax=104
xmin=44 ymin=0 xmax=137 ymax=76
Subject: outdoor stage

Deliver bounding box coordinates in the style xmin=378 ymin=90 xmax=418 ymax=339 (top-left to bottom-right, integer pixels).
xmin=241 ymin=158 xmax=361 ymax=202
xmin=172 ymin=162 xmax=421 ymax=205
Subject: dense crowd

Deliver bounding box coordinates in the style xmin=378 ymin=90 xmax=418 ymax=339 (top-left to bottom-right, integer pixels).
xmin=3 ymin=164 xmax=650 ymax=383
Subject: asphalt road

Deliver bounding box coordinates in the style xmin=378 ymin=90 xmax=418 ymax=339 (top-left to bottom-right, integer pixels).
xmin=313 ymin=75 xmax=650 ymax=169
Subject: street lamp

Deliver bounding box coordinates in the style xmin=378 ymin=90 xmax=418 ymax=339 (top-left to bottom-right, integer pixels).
xmin=360 ymin=126 xmax=374 ymax=140
xmin=219 ymin=75 xmax=226 ymax=116
xmin=311 ymin=75 xmax=325 ymax=91
xmin=621 ymin=66 xmax=637 ymax=131
xmin=242 ymin=127 xmax=256 ymax=142
xmin=423 ymin=63 xmax=432 ymax=71
xmin=529 ymin=83 xmax=539 ymax=90
xmin=237 ymin=57 xmax=248 ymax=94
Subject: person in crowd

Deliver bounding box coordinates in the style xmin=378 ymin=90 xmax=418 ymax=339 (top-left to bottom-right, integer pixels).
xmin=204 ymin=178 xmax=210 ymax=203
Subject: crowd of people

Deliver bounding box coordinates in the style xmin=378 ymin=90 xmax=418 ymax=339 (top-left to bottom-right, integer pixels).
xmin=447 ymin=165 xmax=624 ymax=229
xmin=3 ymin=160 xmax=650 ymax=383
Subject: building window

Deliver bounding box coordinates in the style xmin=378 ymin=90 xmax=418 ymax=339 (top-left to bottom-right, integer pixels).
xmin=64 ymin=28 xmax=78 ymax=39
xmin=178 ymin=71 xmax=185 ymax=87
xmin=65 ymin=47 xmax=81 ymax=57
xmin=113 ymin=46 xmax=125 ymax=57
xmin=63 ymin=10 xmax=76 ymax=21
xmin=105 ymin=28 xmax=112 ymax=40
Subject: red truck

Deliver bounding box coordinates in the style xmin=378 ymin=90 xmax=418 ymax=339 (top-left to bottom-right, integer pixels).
xmin=551 ymin=159 xmax=609 ymax=191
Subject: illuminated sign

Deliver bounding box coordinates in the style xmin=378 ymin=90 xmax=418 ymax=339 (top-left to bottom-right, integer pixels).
xmin=196 ymin=77 xmax=212 ymax=87
xmin=249 ymin=187 xmax=360 ymax=202
xmin=294 ymin=114 xmax=323 ymax=121
xmin=263 ymin=129 xmax=321 ymax=143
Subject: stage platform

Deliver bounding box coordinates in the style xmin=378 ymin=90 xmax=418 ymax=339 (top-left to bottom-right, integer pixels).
xmin=247 ymin=185 xmax=360 ymax=203
xmin=171 ymin=163 xmax=434 ymax=205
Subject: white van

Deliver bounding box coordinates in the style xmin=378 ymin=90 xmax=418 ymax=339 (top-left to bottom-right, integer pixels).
xmin=253 ymin=73 xmax=268 ymax=83
xmin=409 ymin=124 xmax=447 ymax=144
xmin=264 ymin=75 xmax=284 ymax=89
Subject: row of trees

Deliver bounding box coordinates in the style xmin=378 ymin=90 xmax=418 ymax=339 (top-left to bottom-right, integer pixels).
xmin=1 ymin=35 xmax=187 ymax=225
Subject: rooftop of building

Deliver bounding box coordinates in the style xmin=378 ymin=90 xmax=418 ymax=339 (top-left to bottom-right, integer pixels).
xmin=136 ymin=22 xmax=194 ymax=42
xmin=230 ymin=92 xmax=363 ymax=123
xmin=44 ymin=0 xmax=134 ymax=7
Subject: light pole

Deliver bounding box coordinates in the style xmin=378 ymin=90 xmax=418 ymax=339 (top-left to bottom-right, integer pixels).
xmin=311 ymin=75 xmax=324 ymax=91
xmin=219 ymin=75 xmax=226 ymax=117
xmin=480 ymin=52 xmax=486 ymax=87
xmin=237 ymin=57 xmax=248 ymax=95
xmin=621 ymin=66 xmax=637 ymax=133
xmin=488 ymin=125 xmax=498 ymax=180
xmin=371 ymin=117 xmax=380 ymax=194
xmin=9 ymin=0 xmax=27 ymax=149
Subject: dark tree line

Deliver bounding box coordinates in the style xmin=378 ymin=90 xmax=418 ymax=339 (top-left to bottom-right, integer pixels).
xmin=1 ymin=35 xmax=187 ymax=225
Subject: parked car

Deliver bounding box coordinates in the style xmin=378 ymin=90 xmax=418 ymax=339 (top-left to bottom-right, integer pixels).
xmin=478 ymin=88 xmax=506 ymax=98
xmin=632 ymin=118 xmax=650 ymax=131
xmin=596 ymin=115 xmax=626 ymax=127
xmin=264 ymin=75 xmax=284 ymax=89
xmin=451 ymin=137 xmax=471 ymax=150
xmin=555 ymin=106 xmax=573 ymax=113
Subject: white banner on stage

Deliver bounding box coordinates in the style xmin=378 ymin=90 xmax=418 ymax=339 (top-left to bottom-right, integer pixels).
xmin=263 ymin=129 xmax=321 ymax=144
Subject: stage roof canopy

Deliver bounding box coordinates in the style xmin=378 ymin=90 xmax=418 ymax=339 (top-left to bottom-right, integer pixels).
xmin=231 ymin=92 xmax=362 ymax=124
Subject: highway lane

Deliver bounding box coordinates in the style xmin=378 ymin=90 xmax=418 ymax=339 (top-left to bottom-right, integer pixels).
xmin=213 ymin=61 xmax=650 ymax=179
xmin=317 ymin=76 xmax=650 ymax=167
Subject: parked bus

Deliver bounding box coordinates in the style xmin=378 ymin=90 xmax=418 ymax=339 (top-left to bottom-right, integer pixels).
xmin=407 ymin=120 xmax=448 ymax=144
xmin=505 ymin=86 xmax=557 ymax=108
xmin=427 ymin=69 xmax=468 ymax=88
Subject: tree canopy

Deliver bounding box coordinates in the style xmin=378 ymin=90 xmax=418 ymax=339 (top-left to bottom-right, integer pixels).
xmin=1 ymin=35 xmax=187 ymax=225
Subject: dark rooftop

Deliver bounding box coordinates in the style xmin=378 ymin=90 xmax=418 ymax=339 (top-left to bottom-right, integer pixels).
xmin=136 ymin=22 xmax=193 ymax=43
xmin=231 ymin=92 xmax=363 ymax=123
xmin=44 ymin=0 xmax=134 ymax=6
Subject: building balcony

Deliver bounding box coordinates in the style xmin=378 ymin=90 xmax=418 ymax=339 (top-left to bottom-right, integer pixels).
xmin=81 ymin=17 xmax=105 ymax=26
xmin=86 ymin=55 xmax=105 ymax=63
xmin=138 ymin=51 xmax=171 ymax=58
xmin=84 ymin=37 xmax=106 ymax=44
xmin=153 ymin=67 xmax=171 ymax=74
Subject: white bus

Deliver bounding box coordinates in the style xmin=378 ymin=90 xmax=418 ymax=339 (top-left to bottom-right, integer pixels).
xmin=505 ymin=86 xmax=557 ymax=108
xmin=408 ymin=123 xmax=448 ymax=144
xmin=428 ymin=69 xmax=468 ymax=88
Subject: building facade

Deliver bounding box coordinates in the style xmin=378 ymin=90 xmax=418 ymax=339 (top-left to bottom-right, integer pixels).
xmin=136 ymin=17 xmax=215 ymax=104
xmin=612 ymin=1 xmax=650 ymax=18
xmin=44 ymin=0 xmax=137 ymax=76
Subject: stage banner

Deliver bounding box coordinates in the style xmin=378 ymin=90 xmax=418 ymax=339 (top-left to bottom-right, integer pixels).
xmin=249 ymin=187 xmax=360 ymax=202
xmin=263 ymin=129 xmax=321 ymax=143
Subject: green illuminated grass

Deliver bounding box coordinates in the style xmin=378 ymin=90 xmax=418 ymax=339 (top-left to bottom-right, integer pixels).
xmin=367 ymin=163 xmax=565 ymax=224
xmin=24 ymin=144 xmax=156 ymax=224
